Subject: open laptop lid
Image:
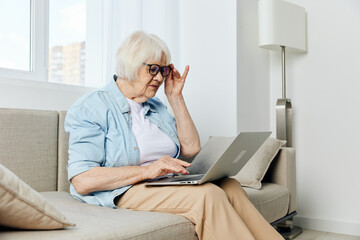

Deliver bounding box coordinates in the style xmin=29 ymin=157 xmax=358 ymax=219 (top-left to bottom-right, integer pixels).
xmin=187 ymin=132 xmax=271 ymax=184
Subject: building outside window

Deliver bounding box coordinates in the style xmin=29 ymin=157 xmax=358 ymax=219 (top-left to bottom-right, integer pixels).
xmin=48 ymin=41 xmax=85 ymax=86
xmin=48 ymin=0 xmax=86 ymax=86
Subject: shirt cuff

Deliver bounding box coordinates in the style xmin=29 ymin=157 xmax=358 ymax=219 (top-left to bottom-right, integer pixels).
xmin=67 ymin=161 xmax=99 ymax=181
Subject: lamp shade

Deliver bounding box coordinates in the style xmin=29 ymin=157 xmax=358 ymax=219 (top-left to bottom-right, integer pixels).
xmin=258 ymin=0 xmax=306 ymax=53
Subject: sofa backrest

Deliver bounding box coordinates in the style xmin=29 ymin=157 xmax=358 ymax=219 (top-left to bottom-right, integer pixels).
xmin=0 ymin=108 xmax=59 ymax=192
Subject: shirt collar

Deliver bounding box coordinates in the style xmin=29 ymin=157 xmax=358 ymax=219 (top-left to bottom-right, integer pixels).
xmin=103 ymin=79 xmax=157 ymax=114
xmin=103 ymin=79 xmax=130 ymax=113
xmin=143 ymin=101 xmax=157 ymax=115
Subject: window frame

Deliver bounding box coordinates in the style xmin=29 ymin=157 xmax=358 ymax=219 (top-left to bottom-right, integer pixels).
xmin=0 ymin=0 xmax=48 ymax=82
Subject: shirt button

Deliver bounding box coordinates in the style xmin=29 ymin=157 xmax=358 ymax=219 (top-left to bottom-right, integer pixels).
xmin=133 ymin=146 xmax=137 ymax=150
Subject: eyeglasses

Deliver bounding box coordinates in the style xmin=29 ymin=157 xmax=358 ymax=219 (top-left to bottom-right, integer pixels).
xmin=143 ymin=63 xmax=171 ymax=77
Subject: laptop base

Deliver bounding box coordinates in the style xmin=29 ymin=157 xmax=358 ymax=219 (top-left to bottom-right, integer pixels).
xmin=145 ymin=174 xmax=204 ymax=186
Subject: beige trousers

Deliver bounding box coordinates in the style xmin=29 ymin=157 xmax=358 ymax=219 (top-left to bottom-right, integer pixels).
xmin=116 ymin=178 xmax=284 ymax=240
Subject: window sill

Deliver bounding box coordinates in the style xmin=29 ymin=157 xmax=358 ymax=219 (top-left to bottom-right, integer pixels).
xmin=0 ymin=76 xmax=98 ymax=93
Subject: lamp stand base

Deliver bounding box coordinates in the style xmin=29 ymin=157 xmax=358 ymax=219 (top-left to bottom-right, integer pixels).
xmin=276 ymin=226 xmax=303 ymax=240
xmin=275 ymin=217 xmax=303 ymax=240
xmin=276 ymin=98 xmax=292 ymax=147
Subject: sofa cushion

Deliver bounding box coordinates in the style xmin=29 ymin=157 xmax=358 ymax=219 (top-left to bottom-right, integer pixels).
xmin=0 ymin=164 xmax=75 ymax=230
xmin=0 ymin=108 xmax=58 ymax=192
xmin=0 ymin=191 xmax=197 ymax=240
xmin=233 ymin=138 xmax=286 ymax=189
xmin=243 ymin=182 xmax=289 ymax=223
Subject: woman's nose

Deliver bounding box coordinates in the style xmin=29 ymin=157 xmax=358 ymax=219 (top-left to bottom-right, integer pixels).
xmin=154 ymin=71 xmax=164 ymax=81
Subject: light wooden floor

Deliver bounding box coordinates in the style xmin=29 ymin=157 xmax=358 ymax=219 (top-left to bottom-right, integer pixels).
xmin=295 ymin=229 xmax=360 ymax=240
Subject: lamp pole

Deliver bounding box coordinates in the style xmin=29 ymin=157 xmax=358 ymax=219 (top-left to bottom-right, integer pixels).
xmin=282 ymin=46 xmax=286 ymax=99
xmin=276 ymin=46 xmax=293 ymax=147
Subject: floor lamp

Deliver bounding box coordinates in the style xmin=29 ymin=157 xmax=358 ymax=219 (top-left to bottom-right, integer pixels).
xmin=258 ymin=0 xmax=306 ymax=238
xmin=258 ymin=0 xmax=306 ymax=147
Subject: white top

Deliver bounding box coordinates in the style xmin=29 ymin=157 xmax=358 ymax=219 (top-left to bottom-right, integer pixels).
xmin=126 ymin=98 xmax=178 ymax=166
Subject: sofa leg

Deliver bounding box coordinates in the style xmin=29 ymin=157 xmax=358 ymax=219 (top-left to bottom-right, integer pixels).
xmin=275 ymin=218 xmax=303 ymax=240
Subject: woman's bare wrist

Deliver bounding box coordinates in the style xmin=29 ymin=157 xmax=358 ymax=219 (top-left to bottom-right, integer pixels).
xmin=167 ymin=94 xmax=184 ymax=105
xmin=139 ymin=165 xmax=150 ymax=180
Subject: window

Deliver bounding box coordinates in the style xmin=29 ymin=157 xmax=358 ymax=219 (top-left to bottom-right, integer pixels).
xmin=0 ymin=0 xmax=31 ymax=71
xmin=0 ymin=0 xmax=47 ymax=82
xmin=0 ymin=0 xmax=93 ymax=87
xmin=0 ymin=0 xmax=178 ymax=89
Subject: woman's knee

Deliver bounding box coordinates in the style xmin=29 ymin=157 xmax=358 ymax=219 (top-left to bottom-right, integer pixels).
xmin=218 ymin=178 xmax=248 ymax=198
xmin=194 ymin=183 xmax=227 ymax=202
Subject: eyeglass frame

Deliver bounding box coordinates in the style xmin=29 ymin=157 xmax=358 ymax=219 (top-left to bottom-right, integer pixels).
xmin=143 ymin=63 xmax=171 ymax=77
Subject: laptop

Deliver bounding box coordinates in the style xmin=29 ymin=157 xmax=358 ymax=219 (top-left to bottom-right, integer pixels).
xmin=145 ymin=131 xmax=271 ymax=186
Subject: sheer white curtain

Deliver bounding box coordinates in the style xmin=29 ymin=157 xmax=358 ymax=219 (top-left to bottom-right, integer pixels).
xmin=103 ymin=0 xmax=143 ymax=84
xmin=101 ymin=0 xmax=181 ymax=105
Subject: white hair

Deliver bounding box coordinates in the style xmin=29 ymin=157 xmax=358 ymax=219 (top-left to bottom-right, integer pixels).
xmin=115 ymin=31 xmax=171 ymax=81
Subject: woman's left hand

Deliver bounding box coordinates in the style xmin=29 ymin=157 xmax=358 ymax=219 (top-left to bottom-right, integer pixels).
xmin=165 ymin=64 xmax=189 ymax=98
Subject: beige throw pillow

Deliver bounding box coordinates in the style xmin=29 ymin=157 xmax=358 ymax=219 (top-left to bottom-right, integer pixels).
xmin=233 ymin=137 xmax=286 ymax=189
xmin=0 ymin=164 xmax=75 ymax=229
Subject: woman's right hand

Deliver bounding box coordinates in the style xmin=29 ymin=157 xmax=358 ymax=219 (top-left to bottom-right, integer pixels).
xmin=143 ymin=155 xmax=191 ymax=179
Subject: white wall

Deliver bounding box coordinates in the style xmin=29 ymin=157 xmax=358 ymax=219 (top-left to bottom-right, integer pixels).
xmin=237 ymin=0 xmax=270 ymax=133
xmin=177 ymin=0 xmax=270 ymax=146
xmin=0 ymin=78 xmax=94 ymax=111
xmin=269 ymin=0 xmax=360 ymax=236
xmin=177 ymin=0 xmax=238 ymax=145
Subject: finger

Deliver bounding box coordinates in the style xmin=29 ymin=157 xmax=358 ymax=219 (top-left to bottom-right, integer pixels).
xmin=159 ymin=156 xmax=191 ymax=168
xmin=171 ymin=165 xmax=189 ymax=175
xmin=166 ymin=70 xmax=173 ymax=83
xmin=181 ymin=168 xmax=190 ymax=175
xmin=161 ymin=164 xmax=188 ymax=175
xmin=161 ymin=158 xmax=190 ymax=173
xmin=173 ymin=68 xmax=181 ymax=78
xmin=170 ymin=64 xmax=181 ymax=78
xmin=174 ymin=158 xmax=192 ymax=167
xmin=182 ymin=65 xmax=190 ymax=80
xmin=167 ymin=64 xmax=173 ymax=79
xmin=169 ymin=68 xmax=173 ymax=79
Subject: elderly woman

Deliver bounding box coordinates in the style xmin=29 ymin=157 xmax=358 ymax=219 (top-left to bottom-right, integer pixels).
xmin=65 ymin=31 xmax=283 ymax=240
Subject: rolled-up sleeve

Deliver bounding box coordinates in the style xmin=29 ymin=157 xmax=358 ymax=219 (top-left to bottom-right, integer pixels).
xmin=65 ymin=102 xmax=107 ymax=181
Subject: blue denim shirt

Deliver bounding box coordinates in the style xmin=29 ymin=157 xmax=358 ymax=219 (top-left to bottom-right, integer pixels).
xmin=65 ymin=80 xmax=180 ymax=208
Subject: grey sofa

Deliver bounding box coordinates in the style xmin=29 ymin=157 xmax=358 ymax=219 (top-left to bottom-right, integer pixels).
xmin=0 ymin=108 xmax=297 ymax=239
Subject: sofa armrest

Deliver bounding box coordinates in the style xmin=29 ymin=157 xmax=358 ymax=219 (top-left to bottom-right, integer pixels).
xmin=264 ymin=147 xmax=296 ymax=214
